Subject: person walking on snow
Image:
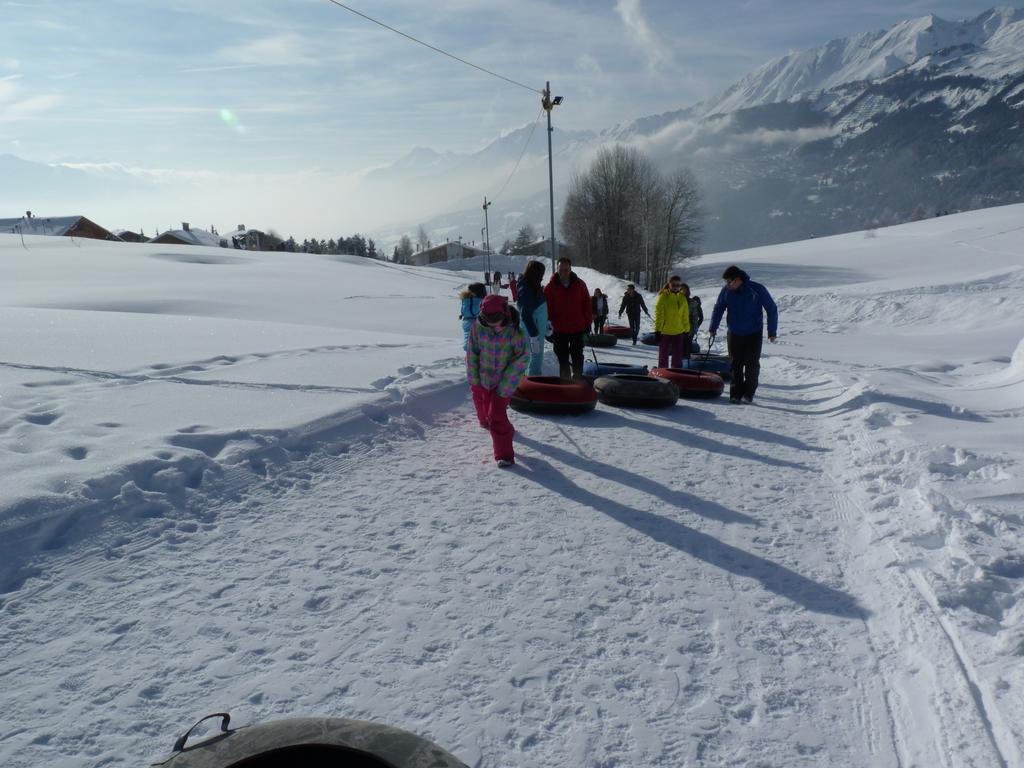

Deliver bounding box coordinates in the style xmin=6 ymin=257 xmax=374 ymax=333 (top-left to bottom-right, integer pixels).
xmin=591 ymin=288 xmax=609 ymax=335
xmin=467 ymin=294 xmax=529 ymax=467
xmin=516 ymin=260 xmax=548 ymax=376
xmin=618 ymin=284 xmax=651 ymax=345
xmin=654 ymin=276 xmax=691 ymax=368
xmin=458 ymin=282 xmax=487 ymax=350
xmin=543 ymin=257 xmax=592 ymax=382
xmin=681 ymin=283 xmax=703 ymax=359
xmin=708 ymin=265 xmax=778 ymax=404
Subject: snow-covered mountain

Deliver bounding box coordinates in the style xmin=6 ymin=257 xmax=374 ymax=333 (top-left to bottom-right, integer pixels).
xmin=703 ymin=7 xmax=1024 ymax=115
xmin=385 ymin=7 xmax=1024 ymax=254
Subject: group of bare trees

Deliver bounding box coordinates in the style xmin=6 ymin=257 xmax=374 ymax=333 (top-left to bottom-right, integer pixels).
xmin=561 ymin=145 xmax=703 ymax=289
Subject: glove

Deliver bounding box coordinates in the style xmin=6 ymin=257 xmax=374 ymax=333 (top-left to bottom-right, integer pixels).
xmin=654 ymin=331 xmax=661 ymax=342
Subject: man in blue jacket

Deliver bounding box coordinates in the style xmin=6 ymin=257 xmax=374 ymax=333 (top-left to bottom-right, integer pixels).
xmin=708 ymin=265 xmax=778 ymax=403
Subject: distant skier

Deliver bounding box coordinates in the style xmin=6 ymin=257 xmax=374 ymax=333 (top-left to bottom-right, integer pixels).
xmin=459 ymin=282 xmax=487 ymax=350
xmin=516 ymin=260 xmax=548 ymax=376
xmin=467 ymin=294 xmax=529 ymax=467
xmin=653 ymin=275 xmax=691 ymax=368
xmin=618 ymin=284 xmax=651 ymax=345
xmin=708 ymin=265 xmax=778 ymax=404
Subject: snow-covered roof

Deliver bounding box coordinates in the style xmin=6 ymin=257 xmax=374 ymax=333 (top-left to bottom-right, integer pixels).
xmin=0 ymin=215 xmax=85 ymax=236
xmin=153 ymin=226 xmax=224 ymax=247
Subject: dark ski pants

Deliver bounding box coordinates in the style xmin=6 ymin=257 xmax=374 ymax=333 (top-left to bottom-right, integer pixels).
xmin=593 ymin=316 xmax=607 ymax=334
xmin=682 ymin=332 xmax=693 ymax=360
xmin=658 ymin=333 xmax=685 ymax=369
xmin=552 ymin=331 xmax=585 ymax=381
xmin=625 ymin=311 xmax=642 ymax=343
xmin=727 ymin=332 xmax=763 ymax=400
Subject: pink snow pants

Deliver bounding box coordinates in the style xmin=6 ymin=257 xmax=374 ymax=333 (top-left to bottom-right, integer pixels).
xmin=471 ymin=385 xmax=514 ymax=462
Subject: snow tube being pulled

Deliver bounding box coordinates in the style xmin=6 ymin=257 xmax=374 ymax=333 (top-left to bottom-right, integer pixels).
xmin=152 ymin=714 xmax=468 ymax=768
xmin=682 ymin=354 xmax=732 ymax=381
xmin=510 ymin=376 xmax=598 ymax=415
xmin=587 ymin=333 xmax=617 ymax=348
xmin=603 ymin=324 xmax=633 ymax=338
xmin=650 ymin=367 xmax=725 ymax=399
xmin=582 ymin=360 xmax=649 ymax=379
xmin=593 ymin=374 xmax=679 ymax=409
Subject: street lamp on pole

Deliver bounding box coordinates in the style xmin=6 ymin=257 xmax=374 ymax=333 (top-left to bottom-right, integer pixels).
xmin=482 ymin=197 xmax=492 ymax=276
xmin=542 ymin=82 xmax=562 ymax=271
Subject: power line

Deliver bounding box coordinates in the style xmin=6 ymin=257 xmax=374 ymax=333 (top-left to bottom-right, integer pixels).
xmin=324 ymin=0 xmax=541 ymax=94
xmin=490 ymin=108 xmax=545 ymax=204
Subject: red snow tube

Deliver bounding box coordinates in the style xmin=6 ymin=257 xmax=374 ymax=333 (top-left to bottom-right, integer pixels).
xmin=510 ymin=376 xmax=598 ymax=415
xmin=604 ymin=324 xmax=632 ymax=338
xmin=650 ymin=367 xmax=725 ymax=399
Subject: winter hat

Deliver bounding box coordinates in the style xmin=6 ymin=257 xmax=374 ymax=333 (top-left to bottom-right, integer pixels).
xmin=480 ymin=294 xmax=507 ymax=316
xmin=479 ymin=294 xmax=509 ymax=325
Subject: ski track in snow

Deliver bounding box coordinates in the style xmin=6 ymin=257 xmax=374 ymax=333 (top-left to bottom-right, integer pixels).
xmin=1 ymin=346 xmax=1016 ymax=767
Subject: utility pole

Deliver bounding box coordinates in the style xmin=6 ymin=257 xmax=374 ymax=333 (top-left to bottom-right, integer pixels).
xmin=542 ymin=81 xmax=562 ymax=271
xmin=482 ymin=197 xmax=492 ymax=276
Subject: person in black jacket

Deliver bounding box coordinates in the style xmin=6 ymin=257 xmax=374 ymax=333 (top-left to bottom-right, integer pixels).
xmin=617 ymin=284 xmax=651 ymax=345
xmin=591 ymin=288 xmax=609 ymax=334
xmin=681 ymin=283 xmax=703 ymax=358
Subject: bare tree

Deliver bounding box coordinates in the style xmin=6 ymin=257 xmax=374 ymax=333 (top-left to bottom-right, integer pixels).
xmin=561 ymin=144 xmax=702 ymax=288
xmin=416 ymin=224 xmax=430 ymax=253
xmin=651 ymin=167 xmax=703 ymax=288
xmin=396 ymin=235 xmax=414 ymax=264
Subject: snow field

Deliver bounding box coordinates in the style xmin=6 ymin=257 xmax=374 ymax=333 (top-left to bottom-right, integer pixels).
xmin=1 ymin=204 xmax=1023 ymax=766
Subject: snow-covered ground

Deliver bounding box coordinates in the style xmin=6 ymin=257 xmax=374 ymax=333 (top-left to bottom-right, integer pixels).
xmin=1 ymin=205 xmax=1021 ymax=767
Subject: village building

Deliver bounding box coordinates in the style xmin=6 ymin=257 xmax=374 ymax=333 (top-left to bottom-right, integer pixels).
xmin=412 ymin=240 xmax=486 ymax=266
xmin=514 ymin=237 xmax=572 ymax=261
xmin=0 ymin=212 xmax=120 ymax=241
xmin=230 ymin=225 xmax=275 ymax=251
xmin=149 ymin=222 xmax=226 ymax=247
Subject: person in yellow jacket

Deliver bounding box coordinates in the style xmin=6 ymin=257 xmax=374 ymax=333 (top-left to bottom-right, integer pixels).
xmin=653 ymin=275 xmax=691 ymax=368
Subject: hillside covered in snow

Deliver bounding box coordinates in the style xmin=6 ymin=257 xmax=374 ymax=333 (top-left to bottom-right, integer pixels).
xmin=0 ymin=204 xmax=1022 ymax=766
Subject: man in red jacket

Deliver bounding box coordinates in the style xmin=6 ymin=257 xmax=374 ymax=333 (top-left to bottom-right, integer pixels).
xmin=543 ymin=256 xmax=592 ymax=381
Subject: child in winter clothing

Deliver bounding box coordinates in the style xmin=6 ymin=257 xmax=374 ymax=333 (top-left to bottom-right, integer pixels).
xmin=459 ymin=282 xmax=488 ymax=350
xmin=516 ymin=259 xmax=548 ymax=376
xmin=467 ymin=294 xmax=530 ymax=466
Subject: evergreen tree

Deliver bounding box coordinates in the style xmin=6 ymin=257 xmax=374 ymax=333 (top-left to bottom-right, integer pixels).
xmin=512 ymin=225 xmax=536 ymax=253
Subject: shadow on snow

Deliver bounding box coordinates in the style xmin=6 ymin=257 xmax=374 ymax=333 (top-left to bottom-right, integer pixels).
xmin=514 ymin=452 xmax=869 ymax=620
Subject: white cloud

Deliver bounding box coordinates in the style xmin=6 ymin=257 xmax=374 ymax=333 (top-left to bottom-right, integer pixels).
xmin=614 ymin=0 xmax=674 ymax=72
xmin=215 ymin=33 xmax=320 ymax=68
xmin=0 ymin=75 xmax=62 ymax=123
xmin=0 ymin=58 xmax=20 ymax=71
xmin=0 ymin=93 xmax=62 ymax=122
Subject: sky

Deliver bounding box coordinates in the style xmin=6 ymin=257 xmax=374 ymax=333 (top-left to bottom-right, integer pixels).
xmin=1 ymin=204 xmax=1022 ymax=766
xmin=0 ymin=0 xmax=1012 ymax=234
